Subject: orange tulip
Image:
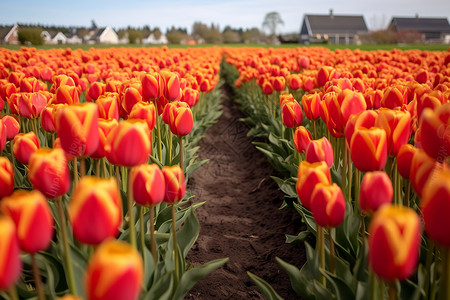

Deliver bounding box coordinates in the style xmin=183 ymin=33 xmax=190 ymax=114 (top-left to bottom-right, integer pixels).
xmin=305 ymin=137 xmax=333 ymax=167
xmin=91 ymin=118 xmax=119 ymax=159
xmin=161 ymin=71 xmax=181 ymax=101
xmin=13 ymin=132 xmax=40 ymax=165
xmin=360 ymin=171 xmax=393 ymax=214
xmin=317 ymin=66 xmax=336 ymax=87
xmin=141 ymin=72 xmax=163 ymax=100
xmin=181 ymin=88 xmax=199 ymax=107
xmin=397 ymin=144 xmax=418 ymax=179
xmin=376 ymin=109 xmax=411 ymax=156
xmin=163 ymin=165 xmax=186 ymax=203
xmin=28 ymin=148 xmax=71 ymax=199
xmin=261 ymin=80 xmax=274 ymax=95
xmin=1 ymin=190 xmax=54 ymax=253
xmin=107 ymin=119 xmax=151 ymax=167
xmin=310 ymin=183 xmax=345 ymax=228
xmin=55 ymin=102 xmax=99 ymax=157
xmin=421 ymin=168 xmax=450 ymax=247
xmin=0 ymin=157 xmax=14 ymax=199
xmin=40 ymin=104 xmax=65 ymax=133
xmin=85 ymin=239 xmax=143 ymax=300
xmin=165 ymin=101 xmax=194 ymax=136
xmin=296 ymin=161 xmax=331 ymax=210
xmin=380 ymin=86 xmax=407 ymax=109
xmin=129 ymin=101 xmax=157 ymax=131
xmin=96 ymin=93 xmax=120 ymax=121
xmin=302 ymin=92 xmax=321 ymax=121
xmin=0 ymin=215 xmax=21 ymax=290
xmin=272 ymin=76 xmax=285 ymax=91
xmin=52 ymin=85 xmax=80 ymax=105
xmin=69 ymin=176 xmax=122 ymax=245
xmin=287 ymin=74 xmax=302 ymax=90
xmin=281 ymin=99 xmax=303 ymax=128
xmin=1 ymin=115 xmax=20 ymax=140
xmin=344 ymin=110 xmax=378 ymax=146
xmin=131 ymin=164 xmax=165 ymax=206
xmin=320 ymin=92 xmax=345 ymax=138
xmin=368 ymin=205 xmax=421 ymax=281
xmin=410 ymin=149 xmax=439 ymax=197
xmin=17 ymin=92 xmax=47 ymax=119
xmin=293 ymin=126 xmax=312 ymax=153
xmin=418 ymin=103 xmax=450 ymax=162
xmin=340 ymin=90 xmax=367 ymax=124
xmin=350 ymin=127 xmax=387 ymax=172
xmin=122 ymin=87 xmax=142 ymax=114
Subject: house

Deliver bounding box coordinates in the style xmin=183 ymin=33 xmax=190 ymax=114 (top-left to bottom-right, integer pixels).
xmin=0 ymin=24 xmax=19 ymax=44
xmin=388 ymin=16 xmax=450 ymax=43
xmin=65 ymin=32 xmax=83 ymax=44
xmin=41 ymin=30 xmax=68 ymax=44
xmin=142 ymin=32 xmax=168 ymax=44
xmin=88 ymin=27 xmax=119 ymax=44
xmin=299 ymin=10 xmax=368 ymax=45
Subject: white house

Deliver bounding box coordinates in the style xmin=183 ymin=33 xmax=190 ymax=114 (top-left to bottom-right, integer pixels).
xmin=0 ymin=24 xmax=19 ymax=44
xmin=41 ymin=31 xmax=68 ymax=44
xmin=65 ymin=33 xmax=83 ymax=44
xmin=88 ymin=27 xmax=119 ymax=44
xmin=142 ymin=32 xmax=168 ymax=44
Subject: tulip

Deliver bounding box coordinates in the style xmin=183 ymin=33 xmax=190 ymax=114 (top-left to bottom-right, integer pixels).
xmin=397 ymin=144 xmax=418 ymax=179
xmin=97 ymin=93 xmax=120 ymax=121
xmin=13 ymin=132 xmax=40 ymax=165
xmin=350 ymin=127 xmax=388 ymax=172
xmin=0 ymin=215 xmax=21 ymax=291
xmin=296 ymin=161 xmax=331 ymax=209
xmin=1 ymin=190 xmax=54 ymax=253
xmin=17 ymin=92 xmax=47 ymax=119
xmin=418 ymin=104 xmax=450 ymax=162
xmin=310 ymin=183 xmax=346 ymax=228
xmin=0 ymin=157 xmax=14 ymax=199
xmin=181 ymin=88 xmax=199 ymax=107
xmin=28 ymin=148 xmax=71 ymax=199
xmin=40 ymin=104 xmax=65 ymax=133
xmin=281 ymin=100 xmax=303 ymax=128
xmin=344 ymin=110 xmax=378 ymax=147
xmin=317 ymin=66 xmax=336 ymax=87
xmin=163 ymin=165 xmax=186 ymax=204
xmin=0 ymin=122 xmax=5 ymax=153
xmin=141 ymin=72 xmax=163 ymax=100
xmin=261 ymin=80 xmax=274 ymax=95
xmin=305 ymin=137 xmax=333 ymax=167
xmin=52 ymin=85 xmax=80 ymax=105
xmin=91 ymin=119 xmax=119 ymax=159
xmin=288 ymin=74 xmax=302 ymax=90
xmin=302 ymin=92 xmax=321 ymax=121
xmin=368 ymin=205 xmax=421 ymax=281
xmin=86 ymin=82 xmax=105 ymax=102
xmin=69 ymin=176 xmax=122 ymax=245
xmin=161 ymin=71 xmax=181 ymax=101
xmin=51 ymin=75 xmax=76 ymax=93
xmin=57 ymin=296 xmax=83 ymax=300
xmin=421 ymin=168 xmax=450 ymax=247
xmin=1 ymin=115 xmax=20 ymax=140
xmin=85 ymin=239 xmax=143 ymax=300
xmin=340 ymin=90 xmax=367 ymax=124
xmin=376 ymin=109 xmax=411 ymax=156
xmin=381 ymin=86 xmax=407 ymax=109
xmin=55 ymin=102 xmax=99 ymax=157
xmin=320 ymin=92 xmax=345 ymax=138
xmin=360 ymin=171 xmax=393 ymax=214
xmin=122 ymin=87 xmax=142 ymax=114
xmin=410 ymin=149 xmax=439 ymax=198
xmin=272 ymin=76 xmax=285 ymax=91
xmin=166 ymin=102 xmax=194 ymax=136
xmin=129 ymin=101 xmax=157 ymax=131
xmin=131 ymin=164 xmax=165 ymax=206
xmin=107 ymin=119 xmax=151 ymax=167
xmin=293 ymin=126 xmax=312 ymax=153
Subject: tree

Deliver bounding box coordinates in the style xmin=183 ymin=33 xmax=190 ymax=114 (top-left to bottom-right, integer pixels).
xmin=262 ymin=11 xmax=284 ymax=37
xmin=153 ymin=27 xmax=162 ymax=40
xmin=18 ymin=27 xmax=44 ymax=45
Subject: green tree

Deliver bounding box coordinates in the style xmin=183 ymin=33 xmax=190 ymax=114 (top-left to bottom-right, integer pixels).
xmin=262 ymin=11 xmax=284 ymax=37
xmin=18 ymin=27 xmax=44 ymax=45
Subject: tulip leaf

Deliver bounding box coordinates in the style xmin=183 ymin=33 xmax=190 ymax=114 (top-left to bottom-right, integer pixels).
xmin=172 ymin=258 xmax=229 ymax=300
xmin=177 ymin=207 xmax=200 ymax=259
xmin=247 ymin=271 xmax=284 ymax=300
xmin=285 ymin=230 xmax=310 ymax=244
xmin=276 ymin=256 xmax=315 ymax=299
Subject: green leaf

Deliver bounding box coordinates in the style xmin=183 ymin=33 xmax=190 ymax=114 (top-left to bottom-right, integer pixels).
xmin=142 ymin=271 xmax=174 ymax=300
xmin=276 ymin=257 xmax=315 ymax=299
xmin=172 ymin=258 xmax=229 ymax=300
xmin=285 ymin=230 xmax=310 ymax=244
xmin=177 ymin=208 xmax=201 ymax=259
xmin=247 ymin=271 xmax=284 ymax=300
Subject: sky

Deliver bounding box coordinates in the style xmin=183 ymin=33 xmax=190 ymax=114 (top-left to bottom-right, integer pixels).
xmin=1 ymin=0 xmax=450 ymax=34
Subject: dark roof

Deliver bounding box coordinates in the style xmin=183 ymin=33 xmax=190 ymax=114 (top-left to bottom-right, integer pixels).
xmin=304 ymin=14 xmax=368 ymax=35
xmin=389 ymin=17 xmax=450 ymax=32
xmin=91 ymin=28 xmax=106 ymax=40
xmin=0 ymin=25 xmax=14 ymax=40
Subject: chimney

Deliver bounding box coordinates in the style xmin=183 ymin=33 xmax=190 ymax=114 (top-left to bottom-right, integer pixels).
xmin=415 ymin=13 xmax=419 ymax=19
xmin=330 ymin=9 xmax=334 ymax=19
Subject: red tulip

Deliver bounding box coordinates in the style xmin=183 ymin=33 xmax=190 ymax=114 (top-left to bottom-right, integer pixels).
xmin=52 ymin=85 xmax=80 ymax=105
xmin=410 ymin=149 xmax=439 ymax=197
xmin=13 ymin=132 xmax=40 ymax=165
xmin=97 ymin=93 xmax=120 ymax=121
xmin=129 ymin=101 xmax=157 ymax=131
xmin=0 ymin=157 xmax=14 ymax=199
xmin=397 ymin=144 xmax=418 ymax=179
xmin=181 ymin=88 xmax=199 ymax=107
xmin=91 ymin=119 xmax=119 ymax=159
xmin=165 ymin=101 xmax=194 ymax=136
xmin=1 ymin=115 xmax=20 ymax=140
xmin=131 ymin=164 xmax=165 ymax=206
xmin=296 ymin=161 xmax=331 ymax=210
xmin=305 ymin=137 xmax=333 ymax=167
xmin=141 ymin=72 xmax=163 ymax=100
xmin=360 ymin=171 xmax=393 ymax=214
xmin=163 ymin=165 xmax=186 ymax=203
xmin=86 ymin=82 xmax=105 ymax=102
xmin=302 ymin=92 xmax=321 ymax=121
xmin=381 ymin=86 xmax=407 ymax=109
xmin=40 ymin=104 xmax=65 ymax=133
xmin=310 ymin=183 xmax=345 ymax=228
xmin=161 ymin=71 xmax=181 ymax=101
xmin=17 ymin=92 xmax=47 ymax=119
xmin=344 ymin=110 xmax=378 ymax=147
xmin=122 ymin=87 xmax=142 ymax=114
xmin=293 ymin=126 xmax=312 ymax=153
xmin=281 ymin=99 xmax=303 ymax=128
xmin=0 ymin=215 xmax=21 ymax=290
xmin=376 ymin=109 xmax=412 ymax=156
xmin=350 ymin=127 xmax=388 ymax=172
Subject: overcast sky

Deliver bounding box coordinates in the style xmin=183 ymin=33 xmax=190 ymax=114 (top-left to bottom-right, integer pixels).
xmin=1 ymin=0 xmax=449 ymax=33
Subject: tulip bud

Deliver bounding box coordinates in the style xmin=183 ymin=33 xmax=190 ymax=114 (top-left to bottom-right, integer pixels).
xmin=69 ymin=176 xmax=122 ymax=245
xmin=344 ymin=110 xmax=378 ymax=147
xmin=0 ymin=215 xmax=21 ymax=290
xmin=369 ymin=205 xmax=421 ymax=281
xmin=305 ymin=137 xmax=333 ymax=167
xmin=181 ymin=88 xmax=199 ymax=107
xmin=421 ymin=168 xmax=450 ymax=247
xmin=40 ymin=104 xmax=65 ymax=133
xmin=85 ymin=239 xmax=143 ymax=300
xmin=165 ymin=102 xmax=194 ymax=136
xmin=13 ymin=131 xmax=40 ymax=165
xmin=131 ymin=164 xmax=165 ymax=206
xmin=376 ymin=109 xmax=412 ymax=157
xmin=261 ymin=81 xmax=274 ymax=95
xmin=302 ymin=92 xmax=321 ymax=121
xmin=410 ymin=149 xmax=439 ymax=198
xmin=141 ymin=72 xmax=163 ymax=100
xmin=281 ymin=99 xmax=303 ymax=128
xmin=296 ymin=161 xmax=331 ymax=210
xmin=28 ymin=148 xmax=71 ymax=198
xmin=97 ymin=93 xmax=120 ymax=121
xmin=288 ymin=74 xmax=302 ymax=90
xmin=91 ymin=119 xmax=119 ymax=159
xmin=122 ymin=87 xmax=142 ymax=114
xmin=55 ymin=102 xmax=99 ymax=157
xmin=350 ymin=127 xmax=387 ymax=172
xmin=129 ymin=101 xmax=156 ymax=131
xmin=360 ymin=171 xmax=393 ymax=214
xmin=293 ymin=126 xmax=312 ymax=153
xmin=272 ymin=76 xmax=285 ymax=91
xmin=397 ymin=144 xmax=417 ymax=179
xmin=86 ymin=82 xmax=105 ymax=102
xmin=107 ymin=119 xmax=151 ymax=167
xmin=381 ymin=86 xmax=407 ymax=109
xmin=1 ymin=115 xmax=20 ymax=140
xmin=163 ymin=165 xmax=186 ymax=203
xmin=52 ymin=85 xmax=80 ymax=105
xmin=1 ymin=190 xmax=54 ymax=253
xmin=0 ymin=157 xmax=14 ymax=199
xmin=17 ymin=92 xmax=47 ymax=119
xmin=161 ymin=71 xmax=181 ymax=101
xmin=310 ymin=183 xmax=346 ymax=228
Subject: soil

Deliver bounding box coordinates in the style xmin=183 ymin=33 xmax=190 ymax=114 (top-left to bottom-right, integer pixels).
xmin=185 ymin=85 xmax=307 ymax=300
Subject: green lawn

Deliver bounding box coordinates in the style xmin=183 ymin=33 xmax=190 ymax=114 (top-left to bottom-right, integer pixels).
xmin=1 ymin=43 xmax=449 ymax=51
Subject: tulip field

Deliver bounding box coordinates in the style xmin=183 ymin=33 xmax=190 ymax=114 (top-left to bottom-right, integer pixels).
xmin=0 ymin=45 xmax=449 ymax=300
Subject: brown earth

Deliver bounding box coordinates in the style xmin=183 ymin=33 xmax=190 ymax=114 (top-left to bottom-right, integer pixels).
xmin=185 ymin=86 xmax=307 ymax=299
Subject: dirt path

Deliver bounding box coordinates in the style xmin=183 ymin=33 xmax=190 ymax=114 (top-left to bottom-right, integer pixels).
xmin=186 ymin=86 xmax=306 ymax=299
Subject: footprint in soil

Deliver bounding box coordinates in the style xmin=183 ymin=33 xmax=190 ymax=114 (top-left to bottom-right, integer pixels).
xmin=185 ymin=85 xmax=307 ymax=300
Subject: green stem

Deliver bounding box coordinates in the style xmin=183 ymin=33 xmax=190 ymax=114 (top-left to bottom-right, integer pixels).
xmin=342 ymin=140 xmax=348 ymax=199
xmin=139 ymin=206 xmax=146 ymax=264
xmin=31 ymin=254 xmax=45 ymax=300
xmin=179 ymin=135 xmax=183 ymax=172
xmin=8 ymin=286 xmax=19 ymax=300
xmin=9 ymin=140 xmax=15 ymax=170
xmin=313 ymin=119 xmax=317 ymax=140
xmin=156 ymin=112 xmax=163 ymax=162
xmin=405 ymin=180 xmax=411 ymax=208
xmin=171 ymin=204 xmax=179 ymax=284
xmin=318 ymin=225 xmax=326 ymax=286
xmin=115 ymin=165 xmax=120 ymax=190
xmin=56 ymin=196 xmax=77 ymax=295
xmin=370 ymin=270 xmax=377 ymax=300
xmin=424 ymin=241 xmax=435 ymax=300
xmin=388 ymin=281 xmax=396 ymax=300
xmin=73 ymin=157 xmax=78 ymax=189
xmin=439 ymin=248 xmax=450 ymax=300
xmin=168 ymin=130 xmax=173 ymax=164
xmin=101 ymin=158 xmax=107 ymax=178
xmin=329 ymin=228 xmax=335 ymax=275
xmin=127 ymin=168 xmax=137 ymax=249
xmin=354 ymin=169 xmax=361 ymax=215
xmin=95 ymin=159 xmax=100 ymax=177
xmin=149 ymin=204 xmax=157 ymax=263
xmin=347 ymin=152 xmax=353 ymax=201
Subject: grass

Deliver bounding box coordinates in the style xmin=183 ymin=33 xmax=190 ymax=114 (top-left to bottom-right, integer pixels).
xmin=1 ymin=43 xmax=449 ymax=51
